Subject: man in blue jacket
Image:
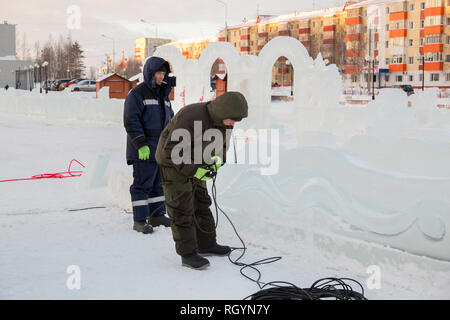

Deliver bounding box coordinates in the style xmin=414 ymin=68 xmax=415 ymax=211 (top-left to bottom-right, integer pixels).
xmin=123 ymin=56 xmax=175 ymax=234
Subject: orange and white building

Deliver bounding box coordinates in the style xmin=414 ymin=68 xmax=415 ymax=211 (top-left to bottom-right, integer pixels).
xmin=161 ymin=0 xmax=450 ymax=89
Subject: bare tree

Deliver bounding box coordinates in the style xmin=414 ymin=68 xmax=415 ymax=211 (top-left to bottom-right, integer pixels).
xmin=125 ymin=58 xmax=142 ymax=79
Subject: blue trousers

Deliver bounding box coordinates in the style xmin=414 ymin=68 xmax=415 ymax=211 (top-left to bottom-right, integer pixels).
xmin=130 ymin=160 xmax=166 ymax=222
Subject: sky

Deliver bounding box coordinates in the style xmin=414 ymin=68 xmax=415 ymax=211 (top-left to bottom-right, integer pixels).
xmin=1 ymin=0 xmax=347 ymax=72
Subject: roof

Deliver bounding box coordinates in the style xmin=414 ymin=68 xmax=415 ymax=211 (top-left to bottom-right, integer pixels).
xmin=213 ymin=73 xmax=227 ymax=80
xmin=0 ymin=55 xmax=16 ymax=61
xmin=226 ymin=6 xmax=345 ymax=30
xmin=164 ymin=35 xmax=218 ymax=47
xmin=346 ymin=0 xmax=403 ymax=9
xmin=129 ymin=73 xmax=142 ymax=82
xmin=96 ymin=72 xmax=128 ymax=82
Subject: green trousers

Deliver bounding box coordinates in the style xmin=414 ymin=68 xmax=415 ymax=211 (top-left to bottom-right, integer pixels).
xmin=159 ymin=166 xmax=217 ymax=257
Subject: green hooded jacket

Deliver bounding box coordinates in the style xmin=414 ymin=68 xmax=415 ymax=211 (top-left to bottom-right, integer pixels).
xmin=155 ymin=92 xmax=248 ymax=177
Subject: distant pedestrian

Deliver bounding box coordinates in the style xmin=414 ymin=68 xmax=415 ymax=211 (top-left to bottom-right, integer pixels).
xmin=4 ymin=84 xmax=9 ymax=90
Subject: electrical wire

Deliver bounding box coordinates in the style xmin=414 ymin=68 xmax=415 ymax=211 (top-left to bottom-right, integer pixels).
xmin=135 ymin=163 xmax=368 ymax=300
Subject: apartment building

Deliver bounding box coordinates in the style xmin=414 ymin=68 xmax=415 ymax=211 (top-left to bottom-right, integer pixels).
xmin=164 ymin=0 xmax=450 ymax=89
xmin=344 ymin=0 xmax=450 ymax=89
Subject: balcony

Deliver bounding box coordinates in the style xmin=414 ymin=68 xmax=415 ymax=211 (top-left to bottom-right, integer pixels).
xmin=345 ymin=65 xmax=359 ymax=74
xmin=424 ymin=25 xmax=444 ymax=35
xmin=389 ymin=11 xmax=408 ymax=20
xmin=389 ymin=64 xmax=407 ymax=72
xmin=298 ymin=28 xmax=310 ymax=34
xmin=424 ymin=43 xmax=443 ymax=53
xmin=389 ymin=29 xmax=407 ymax=37
xmin=346 ymin=16 xmax=362 ymax=25
xmin=424 ymin=62 xmax=443 ymax=71
xmin=424 ymin=7 xmax=444 ymax=17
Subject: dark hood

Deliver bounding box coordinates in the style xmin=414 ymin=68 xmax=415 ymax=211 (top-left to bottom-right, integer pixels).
xmin=143 ymin=56 xmax=171 ymax=89
xmin=206 ymin=92 xmax=248 ymax=127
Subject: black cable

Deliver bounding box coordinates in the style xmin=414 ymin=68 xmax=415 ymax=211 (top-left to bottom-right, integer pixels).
xmin=68 ymin=206 xmax=107 ymax=212
xmin=140 ymin=164 xmax=368 ymax=300
xmin=205 ymin=172 xmax=368 ymax=300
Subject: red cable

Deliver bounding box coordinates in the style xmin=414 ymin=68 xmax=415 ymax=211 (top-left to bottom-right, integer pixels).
xmin=0 ymin=159 xmax=85 ymax=183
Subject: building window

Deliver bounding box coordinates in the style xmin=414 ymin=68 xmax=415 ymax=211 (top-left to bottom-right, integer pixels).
xmin=409 ymin=75 xmax=414 ymax=82
xmin=420 ymin=38 xmax=424 ymax=46
xmin=386 ymin=58 xmax=390 ymax=65
xmin=396 ymin=75 xmax=403 ymax=82
xmin=386 ymin=24 xmax=389 ymax=31
xmin=430 ymin=73 xmax=439 ymax=81
xmin=420 ymin=74 xmax=424 ymax=81
xmin=351 ymin=75 xmax=358 ymax=82
xmin=446 ymin=73 xmax=450 ymax=81
xmin=447 ymin=36 xmax=450 ymax=44
xmin=425 ymin=52 xmax=442 ymax=62
xmin=446 ymin=55 xmax=450 ymax=62
xmin=409 ymin=39 xmax=413 ymax=46
xmin=386 ymin=7 xmax=390 ymax=14
xmin=410 ymin=4 xmax=415 ymax=11
xmin=408 ymin=56 xmax=414 ymax=64
xmin=420 ymin=20 xmax=424 ymax=29
xmin=447 ymin=17 xmax=450 ymax=25
xmin=420 ymin=2 xmax=425 ymax=10
xmin=386 ymin=41 xmax=389 ymax=48
xmin=391 ymin=55 xmax=404 ymax=64
xmin=410 ymin=21 xmax=414 ymax=29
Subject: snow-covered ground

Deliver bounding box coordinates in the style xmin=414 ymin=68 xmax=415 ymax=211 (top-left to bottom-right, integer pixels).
xmin=1 ymin=89 xmax=449 ymax=299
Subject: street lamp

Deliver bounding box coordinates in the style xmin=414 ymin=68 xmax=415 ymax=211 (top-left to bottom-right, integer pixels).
xmin=101 ymin=34 xmax=116 ymax=73
xmin=365 ymin=56 xmax=375 ymax=100
xmin=35 ymin=63 xmax=41 ymax=93
xmin=416 ymin=53 xmax=425 ymax=91
xmin=42 ymin=61 xmax=49 ymax=93
xmin=140 ymin=19 xmax=158 ymax=39
xmin=29 ymin=64 xmax=34 ymax=91
xmin=215 ymin=0 xmax=228 ymax=42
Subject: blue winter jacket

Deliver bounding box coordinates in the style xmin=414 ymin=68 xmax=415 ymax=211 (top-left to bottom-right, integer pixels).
xmin=123 ymin=57 xmax=175 ymax=164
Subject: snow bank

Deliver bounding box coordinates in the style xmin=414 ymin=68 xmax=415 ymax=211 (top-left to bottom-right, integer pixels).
xmin=0 ymin=87 xmax=122 ymax=123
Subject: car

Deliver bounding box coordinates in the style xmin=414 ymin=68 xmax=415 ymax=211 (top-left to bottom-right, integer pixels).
xmin=51 ymin=79 xmax=71 ymax=91
xmin=41 ymin=80 xmax=54 ymax=91
xmin=60 ymin=78 xmax=85 ymax=90
xmin=392 ymin=84 xmax=414 ymax=96
xmin=71 ymin=80 xmax=97 ymax=92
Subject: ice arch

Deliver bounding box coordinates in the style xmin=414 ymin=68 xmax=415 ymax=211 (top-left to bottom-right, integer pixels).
xmin=198 ymin=42 xmax=241 ymax=102
xmin=256 ymin=36 xmax=313 ymax=128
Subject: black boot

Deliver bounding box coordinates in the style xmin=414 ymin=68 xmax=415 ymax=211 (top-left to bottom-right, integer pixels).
xmin=133 ymin=221 xmax=153 ymax=234
xmin=148 ymin=215 xmax=172 ymax=227
xmin=198 ymin=244 xmax=231 ymax=256
xmin=181 ymin=253 xmax=210 ymax=270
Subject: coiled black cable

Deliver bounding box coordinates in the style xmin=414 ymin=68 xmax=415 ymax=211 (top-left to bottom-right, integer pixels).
xmin=149 ymin=166 xmax=368 ymax=300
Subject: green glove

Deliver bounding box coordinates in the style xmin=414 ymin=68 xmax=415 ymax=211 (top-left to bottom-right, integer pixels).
xmin=138 ymin=146 xmax=150 ymax=160
xmin=210 ymin=156 xmax=222 ymax=172
xmin=194 ymin=167 xmax=212 ymax=181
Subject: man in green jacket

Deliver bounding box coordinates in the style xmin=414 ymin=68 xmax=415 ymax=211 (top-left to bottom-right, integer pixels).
xmin=156 ymin=92 xmax=248 ymax=270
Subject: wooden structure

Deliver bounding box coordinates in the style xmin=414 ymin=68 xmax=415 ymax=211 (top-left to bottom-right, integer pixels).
xmin=96 ymin=73 xmax=138 ymax=99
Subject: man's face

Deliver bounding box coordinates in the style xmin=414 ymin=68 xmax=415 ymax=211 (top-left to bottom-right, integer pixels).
xmin=222 ymin=119 xmax=236 ymax=127
xmin=154 ymin=71 xmax=166 ymax=85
